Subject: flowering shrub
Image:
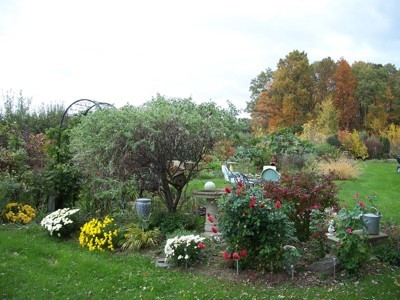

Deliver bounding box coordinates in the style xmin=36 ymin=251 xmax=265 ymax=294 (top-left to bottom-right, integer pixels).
xmin=1 ymin=202 xmax=36 ymax=224
xmin=218 ymin=183 xmax=296 ymax=271
xmin=308 ymin=208 xmax=331 ymax=259
xmin=40 ymin=208 xmax=80 ymax=237
xmin=333 ymin=203 xmax=370 ymax=276
xmin=79 ymin=216 xmax=120 ymax=251
xmin=263 ymin=172 xmax=340 ymax=241
xmin=164 ymin=234 xmax=206 ymax=267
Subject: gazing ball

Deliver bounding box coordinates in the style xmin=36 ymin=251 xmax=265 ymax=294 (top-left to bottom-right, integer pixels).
xmin=204 ymin=181 xmax=216 ymax=190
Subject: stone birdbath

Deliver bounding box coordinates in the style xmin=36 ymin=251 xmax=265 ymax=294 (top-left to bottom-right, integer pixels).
xmin=192 ymin=186 xmax=225 ymax=236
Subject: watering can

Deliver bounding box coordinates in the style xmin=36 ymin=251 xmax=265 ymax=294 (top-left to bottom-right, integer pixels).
xmin=363 ymin=207 xmax=381 ymax=235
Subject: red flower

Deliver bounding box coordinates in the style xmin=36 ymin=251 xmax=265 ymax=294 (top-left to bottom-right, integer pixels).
xmin=346 ymin=228 xmax=352 ymax=233
xmin=249 ymin=203 xmax=255 ymax=209
xmin=259 ymin=203 xmax=265 ymax=208
xmin=223 ymin=251 xmax=231 ymax=260
xmin=212 ymin=227 xmax=218 ymax=233
xmin=358 ymin=201 xmax=365 ymax=207
xmin=198 ymin=242 xmax=205 ymax=249
xmin=241 ymin=250 xmax=247 ymax=257
xmin=275 ymin=201 xmax=281 ymax=209
xmin=232 ymin=252 xmax=240 ymax=260
xmin=354 ymin=193 xmax=359 ymax=199
xmin=251 ymin=195 xmax=256 ymax=202
xmin=343 ymin=204 xmax=347 ymax=209
xmin=243 ymin=211 xmax=249 ymax=216
xmin=207 ymin=216 xmax=214 ymax=223
xmin=236 ymin=189 xmax=242 ymax=196
xmin=238 ymin=180 xmax=243 ymax=187
xmin=225 ymin=187 xmax=232 ymax=194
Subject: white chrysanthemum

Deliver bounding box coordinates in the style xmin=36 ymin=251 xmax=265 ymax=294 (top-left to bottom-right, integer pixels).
xmin=40 ymin=208 xmax=80 ymax=236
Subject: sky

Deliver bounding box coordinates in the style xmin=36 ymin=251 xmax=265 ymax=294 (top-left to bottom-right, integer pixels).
xmin=1 ymin=0 xmax=399 ymax=113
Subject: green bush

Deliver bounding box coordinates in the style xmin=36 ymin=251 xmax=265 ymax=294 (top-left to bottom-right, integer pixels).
xmin=314 ymin=143 xmax=342 ymax=160
xmin=333 ymin=203 xmax=370 ymax=276
xmin=374 ymin=220 xmax=400 ymax=266
xmin=218 ymin=185 xmax=296 ymax=271
xmin=379 ymin=136 xmax=390 ymax=158
xmin=326 ymin=134 xmax=341 ymax=148
xmin=150 ymin=210 xmax=204 ymax=234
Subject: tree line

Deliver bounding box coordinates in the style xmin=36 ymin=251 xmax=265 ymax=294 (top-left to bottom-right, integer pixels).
xmin=248 ymin=50 xmax=400 ymax=134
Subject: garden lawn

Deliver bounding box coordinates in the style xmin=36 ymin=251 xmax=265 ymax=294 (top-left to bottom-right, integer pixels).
xmin=1 ymin=224 xmax=399 ymax=299
xmin=337 ymin=160 xmax=400 ymax=223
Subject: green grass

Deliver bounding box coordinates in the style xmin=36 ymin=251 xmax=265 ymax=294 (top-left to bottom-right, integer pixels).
xmin=337 ymin=160 xmax=400 ymax=223
xmin=1 ymin=224 xmax=399 ymax=299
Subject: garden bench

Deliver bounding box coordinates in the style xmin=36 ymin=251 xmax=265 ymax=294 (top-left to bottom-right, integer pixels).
xmin=326 ymin=230 xmax=389 ymax=247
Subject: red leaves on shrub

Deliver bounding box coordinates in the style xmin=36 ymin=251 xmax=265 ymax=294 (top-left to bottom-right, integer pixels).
xmin=263 ymin=172 xmax=340 ymax=241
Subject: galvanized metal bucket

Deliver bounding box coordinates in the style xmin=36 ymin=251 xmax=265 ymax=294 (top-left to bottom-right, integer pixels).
xmin=363 ymin=207 xmax=381 ymax=235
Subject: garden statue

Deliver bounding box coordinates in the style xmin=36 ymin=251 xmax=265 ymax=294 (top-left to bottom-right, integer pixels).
xmin=327 ymin=219 xmax=335 ymax=235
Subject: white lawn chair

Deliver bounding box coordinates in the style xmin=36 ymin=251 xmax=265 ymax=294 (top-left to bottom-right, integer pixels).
xmin=221 ymin=164 xmax=244 ymax=186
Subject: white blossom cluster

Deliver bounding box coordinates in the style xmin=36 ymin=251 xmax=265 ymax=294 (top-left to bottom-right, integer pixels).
xmin=40 ymin=208 xmax=80 ymax=237
xmin=164 ymin=234 xmax=205 ymax=261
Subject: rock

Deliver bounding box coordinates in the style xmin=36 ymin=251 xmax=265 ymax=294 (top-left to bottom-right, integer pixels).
xmin=306 ymin=256 xmax=339 ymax=275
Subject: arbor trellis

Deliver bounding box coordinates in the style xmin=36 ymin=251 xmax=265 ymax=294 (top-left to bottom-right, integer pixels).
xmin=57 ymin=99 xmax=114 ymax=159
xmin=47 ymin=99 xmax=115 ymax=211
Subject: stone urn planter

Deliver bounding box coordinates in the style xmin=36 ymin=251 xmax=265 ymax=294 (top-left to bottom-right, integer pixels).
xmin=135 ymin=198 xmax=152 ymax=219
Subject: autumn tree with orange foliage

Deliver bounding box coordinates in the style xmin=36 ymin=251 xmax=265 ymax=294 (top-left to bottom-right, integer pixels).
xmin=333 ymin=58 xmax=358 ymax=130
xmin=251 ymin=50 xmax=312 ymax=132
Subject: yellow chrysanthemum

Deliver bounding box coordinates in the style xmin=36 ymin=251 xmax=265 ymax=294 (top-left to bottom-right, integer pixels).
xmin=79 ymin=216 xmax=119 ymax=252
xmin=2 ymin=203 xmax=35 ymax=224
